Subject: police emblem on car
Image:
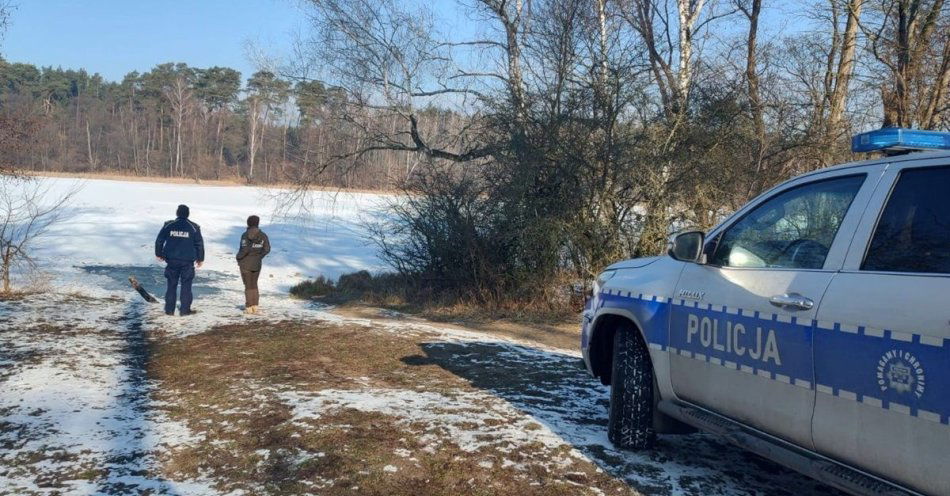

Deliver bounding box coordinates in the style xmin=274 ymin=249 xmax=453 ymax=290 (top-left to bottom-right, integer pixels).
xmin=877 ymin=349 xmax=925 ymax=399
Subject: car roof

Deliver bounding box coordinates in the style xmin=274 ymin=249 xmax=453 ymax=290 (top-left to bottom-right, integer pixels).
xmin=796 ymin=149 xmax=950 ymax=180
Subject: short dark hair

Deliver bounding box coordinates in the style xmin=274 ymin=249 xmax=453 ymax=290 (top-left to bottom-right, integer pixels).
xmin=247 ymin=215 xmax=260 ymax=227
xmin=176 ymin=204 xmax=190 ymax=218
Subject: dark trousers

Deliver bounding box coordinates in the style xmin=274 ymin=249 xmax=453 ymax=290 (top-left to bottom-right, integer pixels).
xmin=241 ymin=269 xmax=260 ymax=307
xmin=164 ymin=259 xmax=195 ymax=314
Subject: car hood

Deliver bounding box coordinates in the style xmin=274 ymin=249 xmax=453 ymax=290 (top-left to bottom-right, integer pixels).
xmin=605 ymin=256 xmax=662 ymax=271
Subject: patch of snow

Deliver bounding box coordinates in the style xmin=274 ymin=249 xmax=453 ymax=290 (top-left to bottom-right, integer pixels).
xmin=280 ymin=387 xmax=582 ymax=469
xmin=0 ymin=299 xmax=219 ymax=494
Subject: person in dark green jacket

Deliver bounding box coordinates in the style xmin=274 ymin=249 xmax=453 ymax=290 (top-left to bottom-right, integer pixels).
xmin=236 ymin=215 xmax=271 ymax=314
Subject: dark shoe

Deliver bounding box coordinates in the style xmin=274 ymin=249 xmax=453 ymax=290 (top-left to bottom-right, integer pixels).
xmin=165 ymin=312 xmax=175 ymax=316
xmin=180 ymin=309 xmax=198 ymax=316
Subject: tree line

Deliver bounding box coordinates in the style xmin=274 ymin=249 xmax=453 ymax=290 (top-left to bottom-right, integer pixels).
xmin=0 ymin=59 xmax=456 ymax=189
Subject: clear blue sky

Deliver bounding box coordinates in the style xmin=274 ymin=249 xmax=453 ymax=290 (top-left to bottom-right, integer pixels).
xmin=1 ymin=0 xmax=798 ymax=85
xmin=1 ymin=0 xmax=304 ymax=82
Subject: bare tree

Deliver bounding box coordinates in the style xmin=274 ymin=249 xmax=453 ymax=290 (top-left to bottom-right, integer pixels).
xmin=737 ymin=0 xmax=767 ymax=197
xmin=0 ymin=0 xmax=11 ymax=44
xmin=619 ymin=0 xmax=726 ymax=119
xmin=471 ymin=0 xmax=530 ymax=127
xmin=294 ymin=0 xmax=492 ymax=183
xmin=827 ymin=0 xmax=865 ymax=140
xmin=164 ymin=74 xmax=194 ymax=177
xmin=0 ymin=177 xmax=79 ymax=294
xmin=614 ymin=0 xmax=742 ymax=255
xmin=861 ymin=0 xmax=949 ymax=128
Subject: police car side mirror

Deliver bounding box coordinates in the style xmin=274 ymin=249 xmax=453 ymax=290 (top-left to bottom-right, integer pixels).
xmin=668 ymin=231 xmax=705 ymax=263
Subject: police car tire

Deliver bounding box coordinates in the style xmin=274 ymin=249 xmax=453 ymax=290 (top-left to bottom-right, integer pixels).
xmin=607 ymin=327 xmax=656 ymax=450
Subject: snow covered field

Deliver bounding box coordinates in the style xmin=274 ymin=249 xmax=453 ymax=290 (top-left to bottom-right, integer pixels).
xmin=3 ymin=176 xmax=392 ymax=337
xmin=0 ymin=177 xmax=839 ymax=495
xmin=31 ymin=177 xmax=390 ymax=292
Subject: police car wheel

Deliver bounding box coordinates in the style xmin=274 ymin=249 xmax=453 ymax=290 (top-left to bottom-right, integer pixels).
xmin=607 ymin=326 xmax=656 ymax=450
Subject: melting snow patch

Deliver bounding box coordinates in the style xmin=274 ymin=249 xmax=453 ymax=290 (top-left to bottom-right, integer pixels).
xmin=279 ymin=388 xmax=586 ymax=469
xmin=0 ymin=299 xmax=217 ymax=494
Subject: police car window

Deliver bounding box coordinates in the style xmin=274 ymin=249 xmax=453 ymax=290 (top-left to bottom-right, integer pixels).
xmin=710 ymin=175 xmax=865 ymax=269
xmin=863 ymin=165 xmax=950 ymax=274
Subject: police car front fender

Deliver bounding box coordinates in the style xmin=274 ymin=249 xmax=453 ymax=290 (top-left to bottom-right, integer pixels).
xmin=587 ymin=256 xmax=687 ymax=399
xmin=586 ymin=308 xmax=643 ymax=382
xmin=587 ymin=306 xmax=678 ymax=406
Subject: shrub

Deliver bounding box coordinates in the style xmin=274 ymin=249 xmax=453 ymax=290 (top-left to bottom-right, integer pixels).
xmin=290 ymin=270 xmax=580 ymax=323
xmin=336 ymin=270 xmax=374 ymax=295
xmin=289 ymin=275 xmax=336 ymax=299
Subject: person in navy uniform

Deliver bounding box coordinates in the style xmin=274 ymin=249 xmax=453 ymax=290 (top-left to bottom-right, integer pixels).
xmin=155 ymin=204 xmax=205 ymax=316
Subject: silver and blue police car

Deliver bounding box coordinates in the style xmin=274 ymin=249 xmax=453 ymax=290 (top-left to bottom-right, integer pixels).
xmin=581 ymin=128 xmax=950 ymax=496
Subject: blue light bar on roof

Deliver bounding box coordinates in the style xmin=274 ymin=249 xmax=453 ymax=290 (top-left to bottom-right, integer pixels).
xmin=852 ymin=128 xmax=950 ymax=153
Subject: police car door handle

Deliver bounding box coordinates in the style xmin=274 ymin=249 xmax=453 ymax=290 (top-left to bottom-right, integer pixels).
xmin=769 ymin=293 xmax=814 ymax=310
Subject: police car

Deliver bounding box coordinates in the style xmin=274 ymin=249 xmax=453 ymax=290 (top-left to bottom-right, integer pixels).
xmin=581 ymin=128 xmax=950 ymax=496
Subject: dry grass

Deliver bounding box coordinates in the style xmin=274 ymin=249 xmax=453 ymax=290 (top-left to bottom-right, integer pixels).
xmin=0 ymin=291 xmax=30 ymax=302
xmin=335 ymin=305 xmax=582 ymax=350
xmin=146 ymin=320 xmax=631 ymax=495
xmin=150 ymin=321 xmax=456 ymax=391
xmin=0 ymin=282 xmax=56 ymax=302
xmin=290 ymin=270 xmax=582 ymax=339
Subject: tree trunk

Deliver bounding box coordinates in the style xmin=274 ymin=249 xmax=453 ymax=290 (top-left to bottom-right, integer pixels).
xmin=921 ymin=38 xmax=950 ymax=128
xmin=743 ymin=0 xmax=766 ymax=199
xmin=827 ymin=0 xmax=863 ymax=140
xmin=145 ymin=125 xmax=152 ymax=176
xmin=487 ymin=0 xmax=528 ymax=126
xmin=595 ymin=0 xmax=609 ymax=100
xmin=675 ymin=0 xmax=706 ymax=113
xmin=634 ymin=200 xmax=670 ymax=258
xmin=248 ymin=104 xmax=258 ymax=181
xmin=1 ymin=248 xmax=11 ymax=294
xmin=176 ymin=122 xmax=183 ymax=177
xmin=85 ymin=119 xmax=96 ymax=170
xmin=129 ymin=93 xmax=138 ymax=173
xmin=215 ymin=113 xmax=224 ymax=179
